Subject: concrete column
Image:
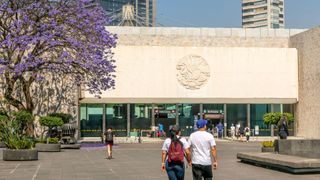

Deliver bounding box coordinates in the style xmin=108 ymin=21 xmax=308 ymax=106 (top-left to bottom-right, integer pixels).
xmin=135 ymin=0 xmax=138 ymax=17
xmin=247 ymin=104 xmax=250 ymax=128
xmin=293 ymin=104 xmax=297 ymax=136
xmin=175 ymin=104 xmax=179 ymax=125
xmin=224 ymin=104 xmax=227 ymax=137
xmin=151 ymin=104 xmax=155 ymax=126
xmin=127 ymin=104 xmax=130 ymax=137
xmin=280 ymin=104 xmax=284 ymax=113
xmin=145 ymin=0 xmax=149 ymax=27
xmin=76 ymin=85 xmax=81 ymax=140
xmin=102 ymin=104 xmax=106 ymax=141
xmin=200 ymin=104 xmax=203 ymax=119
xmin=270 ymin=104 xmax=274 ymax=136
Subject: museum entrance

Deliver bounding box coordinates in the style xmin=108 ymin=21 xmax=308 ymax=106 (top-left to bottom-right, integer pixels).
xmin=154 ymin=104 xmax=177 ymax=137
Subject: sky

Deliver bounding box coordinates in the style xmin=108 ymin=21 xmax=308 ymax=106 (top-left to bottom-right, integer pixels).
xmin=156 ymin=0 xmax=320 ymax=29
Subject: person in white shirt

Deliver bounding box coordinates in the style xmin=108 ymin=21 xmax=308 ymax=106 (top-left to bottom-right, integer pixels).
xmin=230 ymin=124 xmax=236 ymax=140
xmin=161 ymin=125 xmax=191 ymax=180
xmin=189 ymin=119 xmax=218 ymax=180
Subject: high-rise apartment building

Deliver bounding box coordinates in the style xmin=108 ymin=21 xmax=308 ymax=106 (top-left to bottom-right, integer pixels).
xmin=242 ymin=0 xmax=284 ymax=28
xmin=96 ymin=0 xmax=156 ymax=27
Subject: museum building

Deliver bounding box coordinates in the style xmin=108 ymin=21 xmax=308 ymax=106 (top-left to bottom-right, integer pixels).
xmin=78 ymin=26 xmax=320 ymax=139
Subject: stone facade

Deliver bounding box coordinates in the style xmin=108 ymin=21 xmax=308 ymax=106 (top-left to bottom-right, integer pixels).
xmin=107 ymin=27 xmax=306 ymax=47
xmin=289 ymin=27 xmax=320 ymax=138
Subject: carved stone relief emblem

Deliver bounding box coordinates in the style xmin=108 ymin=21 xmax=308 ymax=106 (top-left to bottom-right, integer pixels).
xmin=176 ymin=55 xmax=210 ymax=90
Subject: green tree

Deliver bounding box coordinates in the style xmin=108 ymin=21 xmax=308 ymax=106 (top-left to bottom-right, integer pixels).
xmin=263 ymin=112 xmax=294 ymax=125
xmin=39 ymin=116 xmax=63 ymax=143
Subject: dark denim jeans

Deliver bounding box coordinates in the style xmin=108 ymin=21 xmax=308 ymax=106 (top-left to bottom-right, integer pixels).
xmin=192 ymin=164 xmax=213 ymax=180
xmin=166 ymin=161 xmax=185 ymax=180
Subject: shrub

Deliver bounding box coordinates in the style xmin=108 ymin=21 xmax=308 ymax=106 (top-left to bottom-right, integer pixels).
xmin=12 ymin=110 xmax=34 ymax=135
xmin=6 ymin=136 xmax=34 ymax=149
xmin=39 ymin=116 xmax=63 ymax=143
xmin=263 ymin=112 xmax=294 ymax=125
xmin=48 ymin=138 xmax=59 ymax=144
xmin=40 ymin=116 xmax=63 ymax=127
xmin=0 ymin=118 xmax=34 ymax=149
xmin=0 ymin=115 xmax=8 ymax=121
xmin=48 ymin=113 xmax=72 ymax=124
xmin=262 ymin=141 xmax=274 ymax=148
xmin=13 ymin=110 xmax=33 ymax=124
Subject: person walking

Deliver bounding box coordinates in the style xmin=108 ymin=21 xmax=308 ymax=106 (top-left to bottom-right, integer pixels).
xmin=104 ymin=127 xmax=114 ymax=159
xmin=161 ymin=125 xmax=191 ymax=180
xmin=230 ymin=124 xmax=236 ymax=140
xmin=278 ymin=116 xmax=289 ymax=139
xmin=216 ymin=122 xmax=224 ymax=139
xmin=244 ymin=126 xmax=250 ymax=142
xmin=189 ymin=119 xmax=218 ymax=180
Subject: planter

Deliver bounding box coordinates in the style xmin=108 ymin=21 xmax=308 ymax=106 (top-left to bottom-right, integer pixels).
xmin=35 ymin=143 xmax=60 ymax=152
xmin=60 ymin=144 xmax=81 ymax=149
xmin=261 ymin=147 xmax=275 ymax=153
xmin=3 ymin=149 xmax=38 ymax=161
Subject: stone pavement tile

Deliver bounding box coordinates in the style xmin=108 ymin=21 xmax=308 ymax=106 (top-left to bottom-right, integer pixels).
xmin=1 ymin=142 xmax=320 ymax=180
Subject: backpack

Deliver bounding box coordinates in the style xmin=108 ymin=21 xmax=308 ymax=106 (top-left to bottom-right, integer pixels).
xmin=167 ymin=138 xmax=184 ymax=164
xmin=106 ymin=132 xmax=113 ymax=141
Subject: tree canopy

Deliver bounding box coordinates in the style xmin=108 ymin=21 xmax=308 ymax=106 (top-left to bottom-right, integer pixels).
xmin=0 ymin=0 xmax=117 ymax=113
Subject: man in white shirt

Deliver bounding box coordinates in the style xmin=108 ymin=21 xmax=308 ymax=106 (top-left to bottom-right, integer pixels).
xmin=189 ymin=119 xmax=218 ymax=180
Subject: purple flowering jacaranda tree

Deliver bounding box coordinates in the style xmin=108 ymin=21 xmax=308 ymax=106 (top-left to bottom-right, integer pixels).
xmin=0 ymin=0 xmax=117 ymax=113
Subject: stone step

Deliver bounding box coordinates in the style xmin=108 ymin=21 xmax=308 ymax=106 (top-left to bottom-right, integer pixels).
xmin=237 ymin=152 xmax=320 ymax=174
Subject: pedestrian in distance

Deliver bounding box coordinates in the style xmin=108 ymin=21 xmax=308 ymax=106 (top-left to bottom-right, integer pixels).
xmin=161 ymin=125 xmax=192 ymax=180
xmin=189 ymin=119 xmax=218 ymax=180
xmin=244 ymin=126 xmax=250 ymax=142
xmin=104 ymin=127 xmax=114 ymax=160
xmin=239 ymin=124 xmax=244 ymax=141
xmin=278 ymin=116 xmax=289 ymax=139
xmin=217 ymin=122 xmax=224 ymax=138
xmin=236 ymin=122 xmax=240 ymax=140
xmin=230 ymin=124 xmax=236 ymax=140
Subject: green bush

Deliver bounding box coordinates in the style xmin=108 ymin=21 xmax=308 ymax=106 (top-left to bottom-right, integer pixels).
xmin=12 ymin=110 xmax=34 ymax=135
xmin=48 ymin=113 xmax=72 ymax=124
xmin=262 ymin=141 xmax=274 ymax=148
xmin=48 ymin=138 xmax=59 ymax=144
xmin=263 ymin=112 xmax=294 ymax=125
xmin=0 ymin=118 xmax=34 ymax=149
xmin=13 ymin=110 xmax=33 ymax=124
xmin=39 ymin=116 xmax=63 ymax=127
xmin=0 ymin=115 xmax=8 ymax=122
xmin=39 ymin=116 xmax=63 ymax=143
xmin=6 ymin=136 xmax=34 ymax=149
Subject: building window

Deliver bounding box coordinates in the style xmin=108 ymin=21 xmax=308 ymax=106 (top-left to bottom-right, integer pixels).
xmin=179 ymin=104 xmax=200 ymax=136
xmin=154 ymin=104 xmax=177 ymax=136
xmin=227 ymin=104 xmax=247 ymax=129
xmin=130 ymin=104 xmax=152 ymax=131
xmin=250 ymin=104 xmax=271 ymax=136
xmin=106 ymin=104 xmax=127 ymax=137
xmin=80 ymin=104 xmax=103 ymax=137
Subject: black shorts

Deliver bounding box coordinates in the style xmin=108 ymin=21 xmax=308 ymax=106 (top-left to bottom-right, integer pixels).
xmin=192 ymin=164 xmax=213 ymax=180
xmin=105 ymin=140 xmax=113 ymax=146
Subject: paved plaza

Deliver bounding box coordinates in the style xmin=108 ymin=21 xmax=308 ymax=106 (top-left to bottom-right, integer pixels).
xmin=0 ymin=141 xmax=320 ymax=180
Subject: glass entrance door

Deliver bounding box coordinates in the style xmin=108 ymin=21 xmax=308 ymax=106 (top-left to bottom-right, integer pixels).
xmin=154 ymin=104 xmax=176 ymax=137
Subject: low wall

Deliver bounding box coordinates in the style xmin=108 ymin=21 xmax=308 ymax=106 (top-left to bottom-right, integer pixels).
xmin=278 ymin=139 xmax=320 ymax=158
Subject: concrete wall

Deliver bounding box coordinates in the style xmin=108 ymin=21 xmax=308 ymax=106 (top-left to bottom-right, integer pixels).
xmin=290 ymin=27 xmax=320 ymax=138
xmin=107 ymin=27 xmax=306 ymax=48
xmin=82 ymin=46 xmax=298 ymax=104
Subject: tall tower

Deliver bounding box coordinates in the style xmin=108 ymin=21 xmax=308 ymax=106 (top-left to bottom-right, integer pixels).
xmin=242 ymin=0 xmax=284 ymax=28
xmin=97 ymin=0 xmax=156 ymax=27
